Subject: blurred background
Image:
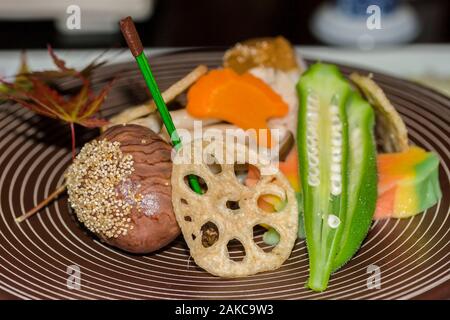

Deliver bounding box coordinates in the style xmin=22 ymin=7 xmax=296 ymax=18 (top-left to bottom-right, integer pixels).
xmin=0 ymin=0 xmax=448 ymax=95
xmin=0 ymin=0 xmax=448 ymax=48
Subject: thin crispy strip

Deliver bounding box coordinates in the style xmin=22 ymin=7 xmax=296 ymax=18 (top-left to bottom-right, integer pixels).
xmin=350 ymin=73 xmax=409 ymax=152
xmin=105 ymin=65 xmax=208 ymax=129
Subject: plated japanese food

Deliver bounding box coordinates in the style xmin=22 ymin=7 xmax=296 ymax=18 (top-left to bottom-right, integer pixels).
xmin=1 ymin=33 xmax=444 ymax=295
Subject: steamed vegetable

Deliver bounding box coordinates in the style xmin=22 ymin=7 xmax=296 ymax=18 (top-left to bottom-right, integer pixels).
xmin=186 ymin=68 xmax=288 ymax=146
xmin=375 ymin=147 xmax=441 ymax=219
xmin=279 ymin=149 xmax=300 ymax=192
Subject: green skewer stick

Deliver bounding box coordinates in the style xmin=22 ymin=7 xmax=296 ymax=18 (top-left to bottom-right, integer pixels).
xmin=120 ymin=16 xmax=202 ymax=194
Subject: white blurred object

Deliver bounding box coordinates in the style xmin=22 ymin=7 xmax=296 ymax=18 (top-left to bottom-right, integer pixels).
xmin=311 ymin=3 xmax=420 ymax=47
xmin=0 ymin=0 xmax=154 ymax=34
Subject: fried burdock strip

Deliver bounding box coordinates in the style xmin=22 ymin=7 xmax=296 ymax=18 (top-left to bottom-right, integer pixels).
xmin=350 ymin=73 xmax=409 ymax=153
xmin=104 ymin=65 xmax=208 ymax=130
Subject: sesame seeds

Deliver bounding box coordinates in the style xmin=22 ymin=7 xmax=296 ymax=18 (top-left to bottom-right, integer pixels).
xmin=65 ymin=139 xmax=135 ymax=239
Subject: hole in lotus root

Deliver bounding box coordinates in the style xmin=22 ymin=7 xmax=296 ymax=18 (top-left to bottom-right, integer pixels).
xmin=227 ymin=239 xmax=246 ymax=262
xmin=192 ymin=234 xmax=196 ymax=240
xmin=201 ymin=222 xmax=219 ymax=248
xmin=257 ymin=194 xmax=286 ymax=213
xmin=234 ymin=163 xmax=260 ymax=186
xmin=184 ymin=175 xmax=208 ymax=194
xmin=205 ymin=153 xmax=222 ymax=174
xmin=226 ymin=200 xmax=240 ymax=210
xmin=181 ymin=198 xmax=188 ymax=205
xmin=184 ymin=216 xmax=192 ymax=222
xmin=253 ymin=225 xmax=279 ymax=253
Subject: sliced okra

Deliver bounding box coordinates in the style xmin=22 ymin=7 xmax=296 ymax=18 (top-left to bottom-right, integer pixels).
xmin=297 ymin=63 xmax=378 ymax=291
xmin=297 ymin=63 xmax=351 ymax=292
xmin=332 ymin=92 xmax=377 ymax=270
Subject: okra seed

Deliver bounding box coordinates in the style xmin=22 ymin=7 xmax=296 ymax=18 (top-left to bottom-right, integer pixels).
xmin=332 ymin=124 xmax=342 ymax=132
xmin=309 ymin=176 xmax=320 ymax=187
xmin=306 ymin=136 xmax=318 ymax=148
xmin=330 ymin=105 xmax=339 ymax=114
xmin=309 ymin=167 xmax=320 ymax=186
xmin=332 ymin=138 xmax=342 ymax=147
xmin=331 ymin=163 xmax=341 ymax=174
xmin=307 ymin=111 xmax=318 ymax=120
xmin=331 ymin=174 xmax=341 ymax=181
xmin=309 ymin=158 xmax=319 ymax=169
xmin=306 ymin=90 xmax=321 ymax=188
xmin=331 ymin=181 xmax=341 ymax=195
xmin=327 ymin=215 xmax=341 ymax=229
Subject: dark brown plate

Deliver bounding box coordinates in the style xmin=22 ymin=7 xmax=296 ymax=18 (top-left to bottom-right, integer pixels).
xmin=0 ymin=50 xmax=449 ymax=300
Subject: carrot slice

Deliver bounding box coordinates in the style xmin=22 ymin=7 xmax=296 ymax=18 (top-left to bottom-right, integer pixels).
xmin=187 ymin=68 xmax=288 ymax=146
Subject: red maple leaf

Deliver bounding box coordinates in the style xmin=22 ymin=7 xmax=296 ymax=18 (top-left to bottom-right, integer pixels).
xmin=0 ymin=46 xmax=113 ymax=159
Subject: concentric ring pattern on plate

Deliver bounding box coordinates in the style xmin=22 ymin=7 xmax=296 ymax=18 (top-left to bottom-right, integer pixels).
xmin=0 ymin=50 xmax=448 ymax=300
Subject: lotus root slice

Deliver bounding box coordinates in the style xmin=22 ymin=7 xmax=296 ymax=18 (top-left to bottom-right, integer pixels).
xmin=171 ymin=139 xmax=298 ymax=277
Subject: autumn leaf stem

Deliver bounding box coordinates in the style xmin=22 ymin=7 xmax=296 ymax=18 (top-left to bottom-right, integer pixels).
xmin=70 ymin=122 xmax=76 ymax=160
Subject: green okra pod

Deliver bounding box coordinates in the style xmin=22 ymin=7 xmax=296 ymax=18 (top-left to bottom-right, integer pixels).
xmin=297 ymin=63 xmax=378 ymax=291
xmin=297 ymin=63 xmax=351 ymax=291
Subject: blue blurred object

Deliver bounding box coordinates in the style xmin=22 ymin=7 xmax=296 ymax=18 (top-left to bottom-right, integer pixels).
xmin=337 ymin=0 xmax=398 ymax=16
xmin=311 ymin=0 xmax=419 ymax=47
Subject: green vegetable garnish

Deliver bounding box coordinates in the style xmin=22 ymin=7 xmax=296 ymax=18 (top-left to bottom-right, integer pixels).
xmin=333 ymin=92 xmax=377 ymax=270
xmin=297 ymin=63 xmax=377 ymax=291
